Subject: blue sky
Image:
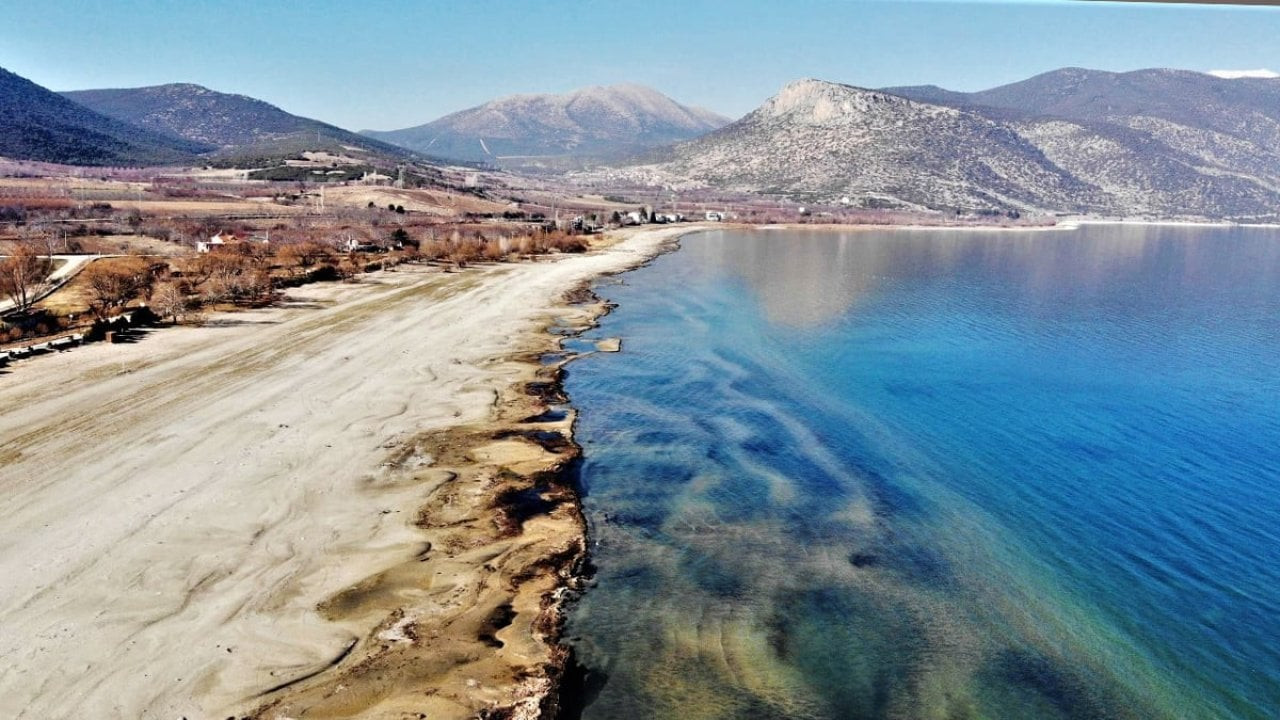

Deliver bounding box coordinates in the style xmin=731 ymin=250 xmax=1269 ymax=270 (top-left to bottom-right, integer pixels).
xmin=2 ymin=1 xmax=1279 ymax=131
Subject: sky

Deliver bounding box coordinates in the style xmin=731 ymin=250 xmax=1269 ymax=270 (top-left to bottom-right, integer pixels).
xmin=2 ymin=0 xmax=1280 ymax=131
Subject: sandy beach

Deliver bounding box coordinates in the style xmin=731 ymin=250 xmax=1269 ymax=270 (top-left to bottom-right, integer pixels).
xmin=0 ymin=226 xmax=689 ymax=719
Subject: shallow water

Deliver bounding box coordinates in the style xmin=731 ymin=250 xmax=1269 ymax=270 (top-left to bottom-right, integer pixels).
xmin=562 ymin=225 xmax=1280 ymax=720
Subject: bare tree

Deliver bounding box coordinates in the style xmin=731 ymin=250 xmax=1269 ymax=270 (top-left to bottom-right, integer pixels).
xmin=195 ymin=254 xmax=270 ymax=303
xmin=0 ymin=244 xmax=51 ymax=312
xmin=150 ymin=281 xmax=190 ymax=324
xmin=277 ymin=241 xmax=333 ymax=275
xmin=25 ymin=223 xmax=58 ymax=260
xmin=82 ymin=257 xmax=153 ymax=318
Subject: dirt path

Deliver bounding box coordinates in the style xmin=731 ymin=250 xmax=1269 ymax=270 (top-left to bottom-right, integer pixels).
xmin=0 ymin=227 xmax=688 ymax=719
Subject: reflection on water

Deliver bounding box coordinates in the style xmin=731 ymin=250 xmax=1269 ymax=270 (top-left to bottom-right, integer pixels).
xmin=695 ymin=225 xmax=1280 ymax=330
xmin=564 ymin=225 xmax=1280 ymax=719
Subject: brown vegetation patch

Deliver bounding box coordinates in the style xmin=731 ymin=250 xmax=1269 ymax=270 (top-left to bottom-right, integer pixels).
xmin=323 ymin=185 xmax=512 ymax=217
xmin=561 ymin=280 xmax=598 ymax=305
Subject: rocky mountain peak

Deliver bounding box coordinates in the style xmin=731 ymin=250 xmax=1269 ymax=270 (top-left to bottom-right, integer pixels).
xmin=759 ymin=78 xmax=948 ymax=124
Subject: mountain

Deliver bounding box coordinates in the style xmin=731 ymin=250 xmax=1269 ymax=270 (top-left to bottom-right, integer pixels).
xmin=591 ymin=71 xmax=1280 ymax=219
xmin=884 ymin=68 xmax=1280 ymax=218
xmin=873 ymin=83 xmax=972 ymax=108
xmin=0 ymin=67 xmax=209 ymax=166
xmin=899 ymin=68 xmax=1280 ymax=146
xmin=364 ymin=84 xmax=730 ymax=166
xmin=1010 ymin=116 xmax=1280 ymax=218
xmin=594 ymin=78 xmax=1100 ymax=213
xmin=62 ymin=83 xmax=415 ymax=163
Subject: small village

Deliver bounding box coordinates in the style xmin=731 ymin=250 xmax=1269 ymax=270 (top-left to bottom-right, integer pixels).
xmin=0 ymin=161 xmax=747 ymax=369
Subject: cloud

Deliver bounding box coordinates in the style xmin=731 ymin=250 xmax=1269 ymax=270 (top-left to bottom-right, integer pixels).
xmin=1206 ymin=69 xmax=1280 ymax=79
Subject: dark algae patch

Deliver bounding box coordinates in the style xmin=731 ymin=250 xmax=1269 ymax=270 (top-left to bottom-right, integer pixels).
xmin=494 ymin=484 xmax=562 ymax=532
xmin=478 ymin=604 xmax=517 ymax=649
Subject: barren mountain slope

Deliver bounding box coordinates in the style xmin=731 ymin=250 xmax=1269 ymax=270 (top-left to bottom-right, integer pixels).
xmin=598 ymin=78 xmax=1101 ymax=212
xmin=887 ymin=68 xmax=1280 ymax=218
xmin=366 ymin=84 xmax=730 ymax=164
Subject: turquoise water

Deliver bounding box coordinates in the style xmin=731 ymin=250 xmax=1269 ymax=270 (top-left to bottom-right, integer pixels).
xmin=561 ymin=226 xmax=1280 ymax=720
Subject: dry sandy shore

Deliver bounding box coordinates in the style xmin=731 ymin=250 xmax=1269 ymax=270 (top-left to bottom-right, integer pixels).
xmin=0 ymin=226 xmax=689 ymax=719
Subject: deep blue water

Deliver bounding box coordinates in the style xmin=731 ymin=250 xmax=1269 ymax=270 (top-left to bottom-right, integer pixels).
xmin=561 ymin=226 xmax=1280 ymax=720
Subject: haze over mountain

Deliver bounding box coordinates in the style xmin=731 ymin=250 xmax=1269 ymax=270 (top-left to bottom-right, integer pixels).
xmin=365 ymin=84 xmax=730 ymax=167
xmin=62 ymin=83 xmax=414 ymax=163
xmin=0 ymin=66 xmax=209 ymax=166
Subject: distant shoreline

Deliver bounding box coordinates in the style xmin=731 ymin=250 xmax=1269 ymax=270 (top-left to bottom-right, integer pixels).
xmin=728 ymin=217 xmax=1280 ymax=233
xmin=1066 ymin=218 xmax=1280 ymax=229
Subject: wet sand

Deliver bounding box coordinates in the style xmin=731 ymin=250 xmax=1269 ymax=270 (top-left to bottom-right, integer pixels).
xmin=0 ymin=226 xmax=689 ymax=719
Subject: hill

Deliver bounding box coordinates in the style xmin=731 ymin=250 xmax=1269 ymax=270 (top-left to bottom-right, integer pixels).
xmin=591 ymin=78 xmax=1099 ymax=213
xmin=883 ymin=68 xmax=1280 ymax=218
xmin=364 ymin=84 xmax=730 ymax=167
xmin=935 ymin=67 xmax=1280 ymax=144
xmin=62 ymin=83 xmax=417 ymax=165
xmin=0 ymin=67 xmax=209 ymax=166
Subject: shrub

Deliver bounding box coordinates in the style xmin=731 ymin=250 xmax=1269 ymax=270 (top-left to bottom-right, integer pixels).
xmin=482 ymin=238 xmax=506 ymax=261
xmin=151 ymin=281 xmax=193 ymax=323
xmin=81 ymin=257 xmax=154 ymax=318
xmin=549 ymin=234 xmax=588 ymax=253
xmin=421 ymin=240 xmax=450 ymax=262
xmin=310 ymin=264 xmax=340 ymax=282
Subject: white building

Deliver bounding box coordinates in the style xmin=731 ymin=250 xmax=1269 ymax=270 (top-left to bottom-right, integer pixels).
xmin=341 ymin=236 xmax=379 ymax=253
xmin=197 ymin=231 xmax=270 ymax=253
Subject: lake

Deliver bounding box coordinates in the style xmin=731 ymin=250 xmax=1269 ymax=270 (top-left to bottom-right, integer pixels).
xmin=561 ymin=224 xmax=1280 ymax=720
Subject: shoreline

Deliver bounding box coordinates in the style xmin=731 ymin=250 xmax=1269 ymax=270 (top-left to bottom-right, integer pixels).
xmin=0 ymin=225 xmax=693 ymax=719
xmin=9 ymin=218 xmax=1263 ymax=716
xmin=747 ymin=221 xmax=1066 ymax=232
xmin=248 ymin=225 xmax=692 ymax=719
xmin=741 ymin=217 xmax=1280 ymax=234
